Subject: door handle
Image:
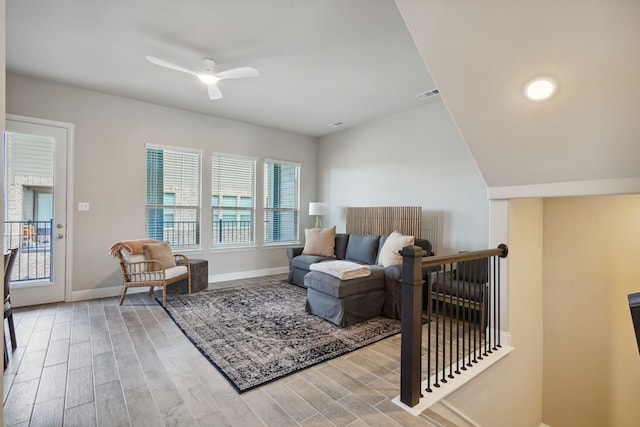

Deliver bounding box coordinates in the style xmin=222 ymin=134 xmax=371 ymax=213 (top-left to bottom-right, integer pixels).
xmin=56 ymin=233 xmax=64 ymax=240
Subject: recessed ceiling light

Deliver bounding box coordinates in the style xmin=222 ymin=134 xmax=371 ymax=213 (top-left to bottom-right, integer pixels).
xmin=524 ymin=77 xmax=556 ymax=101
xmin=328 ymin=121 xmax=345 ymax=127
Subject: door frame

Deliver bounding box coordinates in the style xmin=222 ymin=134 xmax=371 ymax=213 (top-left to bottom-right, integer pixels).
xmin=6 ymin=114 xmax=74 ymax=304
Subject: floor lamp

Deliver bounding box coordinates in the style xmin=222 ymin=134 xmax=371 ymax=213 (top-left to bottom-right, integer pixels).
xmin=309 ymin=202 xmax=328 ymax=228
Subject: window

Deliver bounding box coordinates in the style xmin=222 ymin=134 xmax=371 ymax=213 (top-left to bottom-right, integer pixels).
xmin=212 ymin=154 xmax=256 ymax=246
xmin=146 ymin=146 xmax=201 ymax=248
xmin=163 ymin=193 xmax=175 ymax=224
xmin=263 ymin=159 xmax=299 ymax=244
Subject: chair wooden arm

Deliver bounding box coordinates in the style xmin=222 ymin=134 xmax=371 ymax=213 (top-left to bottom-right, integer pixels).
xmin=173 ymin=254 xmax=190 ymax=266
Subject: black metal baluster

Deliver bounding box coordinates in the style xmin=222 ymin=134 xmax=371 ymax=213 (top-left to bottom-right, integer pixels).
xmin=434 ymin=267 xmax=440 ymax=388
xmin=425 ymin=267 xmax=433 ymax=393
xmin=454 ymin=262 xmax=461 ymax=375
xmin=448 ymin=264 xmax=454 ymax=380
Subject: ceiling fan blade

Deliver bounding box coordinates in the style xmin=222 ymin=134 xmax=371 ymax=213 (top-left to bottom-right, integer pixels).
xmin=216 ymin=66 xmax=259 ymax=80
xmin=207 ymin=84 xmax=223 ymax=100
xmin=146 ymin=56 xmax=198 ymax=76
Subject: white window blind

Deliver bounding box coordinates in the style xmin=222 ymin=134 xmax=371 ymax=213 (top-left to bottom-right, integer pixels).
xmin=263 ymin=159 xmax=299 ymax=244
xmin=212 ymin=154 xmax=256 ymax=246
xmin=146 ymin=146 xmax=201 ymax=248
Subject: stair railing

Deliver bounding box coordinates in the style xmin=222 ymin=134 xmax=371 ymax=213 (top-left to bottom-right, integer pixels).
xmin=399 ymin=244 xmax=509 ymax=408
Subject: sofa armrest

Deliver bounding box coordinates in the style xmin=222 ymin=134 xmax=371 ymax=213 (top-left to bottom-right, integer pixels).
xmin=286 ymin=246 xmax=304 ymax=283
xmin=384 ymin=264 xmax=402 ymax=281
xmin=286 ymin=246 xmax=304 ymax=260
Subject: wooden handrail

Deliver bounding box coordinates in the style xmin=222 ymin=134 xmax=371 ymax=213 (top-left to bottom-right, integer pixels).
xmin=420 ymin=244 xmax=508 ymax=267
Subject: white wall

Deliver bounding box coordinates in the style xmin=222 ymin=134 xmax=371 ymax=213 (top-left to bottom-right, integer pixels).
xmin=6 ymin=74 xmax=318 ymax=296
xmin=318 ymin=100 xmax=489 ymax=254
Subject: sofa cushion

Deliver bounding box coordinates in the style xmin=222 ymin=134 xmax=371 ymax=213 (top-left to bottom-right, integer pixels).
xmin=302 ymin=226 xmax=336 ymax=257
xmin=377 ymin=231 xmax=414 ymax=267
xmin=143 ymin=241 xmax=176 ymax=271
xmin=304 ymin=266 xmax=385 ymax=298
xmin=345 ymin=234 xmax=380 ymax=265
xmin=335 ymin=234 xmax=349 ymax=260
xmin=292 ymin=254 xmax=335 ymax=271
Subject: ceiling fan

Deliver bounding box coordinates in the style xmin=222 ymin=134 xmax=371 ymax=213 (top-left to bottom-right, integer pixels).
xmin=146 ymin=55 xmax=259 ymax=100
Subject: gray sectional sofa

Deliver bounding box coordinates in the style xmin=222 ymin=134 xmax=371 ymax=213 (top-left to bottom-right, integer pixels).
xmin=286 ymin=233 xmax=434 ymax=326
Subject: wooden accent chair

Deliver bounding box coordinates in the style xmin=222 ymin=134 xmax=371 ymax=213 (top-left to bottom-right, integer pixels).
xmin=4 ymin=247 xmax=18 ymax=369
xmin=110 ymin=239 xmax=191 ymax=307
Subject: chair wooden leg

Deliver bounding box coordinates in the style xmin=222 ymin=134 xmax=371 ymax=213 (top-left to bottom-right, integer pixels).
xmin=7 ymin=314 xmax=17 ymax=350
xmin=148 ymin=286 xmax=155 ymax=295
xmin=162 ymin=286 xmax=167 ymax=307
xmin=119 ymin=286 xmax=128 ymax=305
xmin=188 ymin=273 xmax=192 ymax=295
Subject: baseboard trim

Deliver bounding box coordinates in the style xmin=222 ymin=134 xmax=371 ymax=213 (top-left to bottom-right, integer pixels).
xmin=392 ymin=330 xmax=513 ymax=416
xmin=208 ymin=266 xmax=288 ymax=283
xmin=70 ymin=266 xmax=289 ymax=301
xmin=70 ymin=284 xmax=147 ymax=302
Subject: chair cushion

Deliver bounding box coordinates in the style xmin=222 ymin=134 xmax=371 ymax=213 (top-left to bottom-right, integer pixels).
xmin=165 ymin=265 xmax=188 ymax=280
xmin=143 ymin=241 xmax=176 ymax=270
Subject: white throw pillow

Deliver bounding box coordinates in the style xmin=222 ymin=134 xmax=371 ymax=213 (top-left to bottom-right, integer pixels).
xmin=378 ymin=231 xmax=415 ymax=267
xmin=302 ymin=226 xmax=336 ymax=257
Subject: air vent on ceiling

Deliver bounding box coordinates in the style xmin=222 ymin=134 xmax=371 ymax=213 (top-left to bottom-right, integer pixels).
xmin=416 ymin=89 xmax=440 ymax=100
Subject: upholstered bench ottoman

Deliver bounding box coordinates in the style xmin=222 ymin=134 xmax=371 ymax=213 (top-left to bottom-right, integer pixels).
xmin=304 ymin=266 xmax=385 ymax=327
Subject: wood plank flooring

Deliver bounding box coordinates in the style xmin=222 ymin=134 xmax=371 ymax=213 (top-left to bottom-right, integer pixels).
xmin=3 ymin=275 xmax=457 ymax=426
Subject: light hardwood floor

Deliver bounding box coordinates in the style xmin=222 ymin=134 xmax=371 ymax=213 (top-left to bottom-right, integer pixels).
xmin=3 ymin=275 xmax=456 ymax=426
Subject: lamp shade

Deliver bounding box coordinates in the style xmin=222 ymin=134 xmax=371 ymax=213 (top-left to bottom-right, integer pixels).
xmin=309 ymin=202 xmax=328 ymax=216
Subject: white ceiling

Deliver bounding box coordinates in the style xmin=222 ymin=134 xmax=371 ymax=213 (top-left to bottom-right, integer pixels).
xmin=6 ymin=0 xmax=436 ymax=137
xmin=397 ymin=0 xmax=640 ymax=188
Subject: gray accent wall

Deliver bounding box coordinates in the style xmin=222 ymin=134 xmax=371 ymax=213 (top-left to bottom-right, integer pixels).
xmin=317 ymin=100 xmax=489 ymax=255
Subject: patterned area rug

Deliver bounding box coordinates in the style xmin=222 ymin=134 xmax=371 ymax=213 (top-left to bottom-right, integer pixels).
xmin=159 ymin=279 xmax=403 ymax=393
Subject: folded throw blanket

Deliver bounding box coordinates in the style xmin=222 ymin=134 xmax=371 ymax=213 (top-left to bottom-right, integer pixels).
xmin=310 ymin=260 xmax=371 ymax=280
xmin=109 ymin=239 xmax=158 ymax=257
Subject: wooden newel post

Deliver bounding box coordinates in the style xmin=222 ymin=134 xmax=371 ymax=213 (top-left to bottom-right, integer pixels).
xmin=400 ymin=244 xmax=426 ymax=407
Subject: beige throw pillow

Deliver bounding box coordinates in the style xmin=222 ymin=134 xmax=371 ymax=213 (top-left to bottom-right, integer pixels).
xmin=302 ymin=226 xmax=336 ymax=257
xmin=378 ymin=231 xmax=415 ymax=267
xmin=143 ymin=241 xmax=177 ymax=271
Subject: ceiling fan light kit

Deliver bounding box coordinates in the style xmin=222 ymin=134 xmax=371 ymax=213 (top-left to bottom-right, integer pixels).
xmin=197 ymin=73 xmax=219 ymax=85
xmin=146 ymin=55 xmax=259 ymax=100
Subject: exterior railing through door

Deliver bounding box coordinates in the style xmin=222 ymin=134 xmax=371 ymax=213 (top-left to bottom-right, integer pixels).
xmin=3 ymin=220 xmax=54 ymax=282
